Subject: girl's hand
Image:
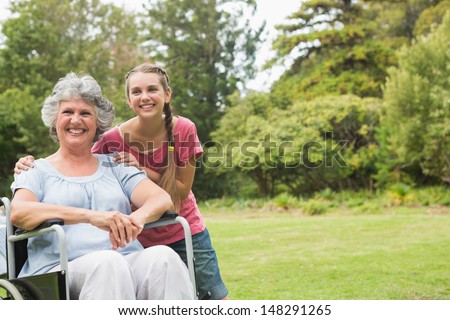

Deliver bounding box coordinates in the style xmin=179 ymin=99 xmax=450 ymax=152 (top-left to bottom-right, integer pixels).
xmin=113 ymin=152 xmax=141 ymax=169
xmin=14 ymin=155 xmax=35 ymax=174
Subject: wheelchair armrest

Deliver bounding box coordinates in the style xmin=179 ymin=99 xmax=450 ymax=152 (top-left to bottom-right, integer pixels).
xmin=8 ymin=218 xmax=68 ymax=290
xmin=157 ymin=210 xmax=179 ymax=220
xmin=15 ymin=219 xmax=65 ymax=235
xmin=15 ymin=212 xmax=177 ymax=234
xmin=143 ymin=211 xmax=178 ymax=229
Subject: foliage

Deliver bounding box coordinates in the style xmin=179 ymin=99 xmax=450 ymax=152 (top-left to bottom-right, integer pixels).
xmin=413 ymin=0 xmax=450 ymax=37
xmin=140 ymin=0 xmax=265 ymax=200
xmin=210 ymin=93 xmax=381 ymax=196
xmin=0 ymin=0 xmax=141 ymax=97
xmin=0 ymin=0 xmax=448 ymax=200
xmin=272 ymin=192 xmax=299 ymax=210
xmin=414 ymin=185 xmax=450 ymax=206
xmin=0 ymin=88 xmax=56 ymax=156
xmin=269 ymin=0 xmax=398 ymax=100
xmin=269 ymin=0 xmax=445 ymax=103
xmin=0 ymin=87 xmax=51 ymax=195
xmin=199 ymin=186 xmax=450 ymax=216
xmin=376 ymin=12 xmax=450 ymax=185
xmin=207 ymin=91 xmax=288 ymax=196
xmin=0 ymin=0 xmax=142 ymax=189
xmin=141 ymin=0 xmax=264 ymax=142
xmin=300 ymin=199 xmax=329 ymax=215
xmin=368 ymin=0 xmax=444 ymax=41
xmin=387 ymin=183 xmax=415 ymax=206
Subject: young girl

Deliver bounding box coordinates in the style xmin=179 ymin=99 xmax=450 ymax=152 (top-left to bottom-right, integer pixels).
xmin=16 ymin=64 xmax=228 ymax=300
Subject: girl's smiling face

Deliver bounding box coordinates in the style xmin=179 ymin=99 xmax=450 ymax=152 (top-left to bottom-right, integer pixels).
xmin=127 ymin=71 xmax=171 ymax=118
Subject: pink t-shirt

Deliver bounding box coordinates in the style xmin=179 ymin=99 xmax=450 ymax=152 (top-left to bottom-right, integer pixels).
xmin=91 ymin=116 xmax=206 ymax=246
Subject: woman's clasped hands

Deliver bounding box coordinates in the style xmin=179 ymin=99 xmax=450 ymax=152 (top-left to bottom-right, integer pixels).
xmin=90 ymin=210 xmax=144 ymax=250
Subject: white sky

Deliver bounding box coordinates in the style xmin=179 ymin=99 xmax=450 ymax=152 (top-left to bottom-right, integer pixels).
xmin=0 ymin=0 xmax=302 ymax=91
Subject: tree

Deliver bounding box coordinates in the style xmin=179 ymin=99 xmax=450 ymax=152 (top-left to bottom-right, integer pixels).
xmin=413 ymin=0 xmax=450 ymax=37
xmin=0 ymin=89 xmax=37 ymax=196
xmin=141 ymin=0 xmax=264 ymax=142
xmin=140 ymin=0 xmax=264 ymax=199
xmin=376 ymin=12 xmax=450 ymax=185
xmin=269 ymin=0 xmax=444 ymax=102
xmin=269 ymin=0 xmax=397 ymax=100
xmin=207 ymin=91 xmax=290 ymax=197
xmin=367 ymin=0 xmax=446 ymax=40
xmin=0 ymin=0 xmax=142 ymax=192
xmin=0 ymin=0 xmax=141 ymax=108
xmin=210 ymin=92 xmax=380 ymax=196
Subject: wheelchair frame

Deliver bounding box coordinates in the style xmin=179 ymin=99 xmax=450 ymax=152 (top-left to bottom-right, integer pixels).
xmin=0 ymin=196 xmax=197 ymax=300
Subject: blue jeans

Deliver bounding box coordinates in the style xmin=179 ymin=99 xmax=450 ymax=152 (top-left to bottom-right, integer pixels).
xmin=167 ymin=228 xmax=228 ymax=300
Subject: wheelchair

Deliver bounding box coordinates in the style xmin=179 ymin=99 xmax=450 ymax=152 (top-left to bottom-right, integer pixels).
xmin=0 ymin=196 xmax=197 ymax=300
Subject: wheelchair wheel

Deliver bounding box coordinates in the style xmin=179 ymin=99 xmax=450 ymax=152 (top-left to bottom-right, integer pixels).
xmin=0 ymin=279 xmax=24 ymax=300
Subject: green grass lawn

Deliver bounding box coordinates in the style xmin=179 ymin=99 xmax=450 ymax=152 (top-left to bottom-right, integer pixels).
xmin=2 ymin=204 xmax=448 ymax=301
xmin=204 ymin=208 xmax=450 ymax=300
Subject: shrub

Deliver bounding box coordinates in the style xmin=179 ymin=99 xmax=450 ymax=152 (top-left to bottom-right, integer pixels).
xmin=388 ymin=183 xmax=416 ymax=206
xmin=302 ymin=199 xmax=329 ymax=215
xmin=272 ymin=192 xmax=298 ymax=210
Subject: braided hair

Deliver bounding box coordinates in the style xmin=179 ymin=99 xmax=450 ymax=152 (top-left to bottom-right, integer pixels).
xmin=125 ymin=64 xmax=180 ymax=209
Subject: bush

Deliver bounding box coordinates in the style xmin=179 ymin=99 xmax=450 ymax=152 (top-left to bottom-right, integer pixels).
xmin=272 ymin=192 xmax=299 ymax=210
xmin=387 ymin=183 xmax=416 ymax=206
xmin=302 ymin=199 xmax=329 ymax=215
xmin=413 ymin=186 xmax=450 ymax=206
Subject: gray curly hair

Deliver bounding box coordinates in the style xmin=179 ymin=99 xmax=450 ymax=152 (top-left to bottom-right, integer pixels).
xmin=42 ymin=72 xmax=115 ymax=142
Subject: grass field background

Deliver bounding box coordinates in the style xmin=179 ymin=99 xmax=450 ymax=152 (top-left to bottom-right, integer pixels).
xmin=203 ymin=206 xmax=450 ymax=300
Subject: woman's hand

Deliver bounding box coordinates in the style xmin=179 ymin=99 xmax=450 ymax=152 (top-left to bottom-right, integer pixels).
xmin=113 ymin=152 xmax=141 ymax=169
xmin=14 ymin=155 xmax=35 ymax=174
xmin=89 ymin=211 xmax=143 ymax=250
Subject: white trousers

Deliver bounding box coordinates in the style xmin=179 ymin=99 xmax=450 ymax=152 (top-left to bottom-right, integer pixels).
xmin=52 ymin=245 xmax=194 ymax=300
xmin=0 ymin=218 xmax=6 ymax=275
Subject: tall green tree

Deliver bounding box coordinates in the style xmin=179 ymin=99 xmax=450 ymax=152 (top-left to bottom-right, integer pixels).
xmin=141 ymin=0 xmax=264 ymax=199
xmin=413 ymin=0 xmax=450 ymax=37
xmin=142 ymin=0 xmax=264 ymax=142
xmin=210 ymin=92 xmax=380 ymax=196
xmin=368 ymin=0 xmax=446 ymax=40
xmin=376 ymin=12 xmax=450 ymax=186
xmin=269 ymin=0 xmax=396 ymax=100
xmin=0 ymin=0 xmax=142 ymax=193
xmin=0 ymin=0 xmax=140 ymax=97
xmin=269 ymin=0 xmax=443 ymax=102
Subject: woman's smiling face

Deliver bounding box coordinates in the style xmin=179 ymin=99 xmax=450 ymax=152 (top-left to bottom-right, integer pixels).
xmin=55 ymin=98 xmax=97 ymax=148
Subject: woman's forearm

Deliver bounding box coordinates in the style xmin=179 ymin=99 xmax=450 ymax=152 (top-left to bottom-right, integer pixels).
xmin=10 ymin=199 xmax=90 ymax=230
xmin=129 ymin=180 xmax=173 ymax=226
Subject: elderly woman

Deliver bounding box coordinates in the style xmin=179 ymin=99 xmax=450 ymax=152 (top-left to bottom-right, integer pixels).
xmin=10 ymin=73 xmax=194 ymax=300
